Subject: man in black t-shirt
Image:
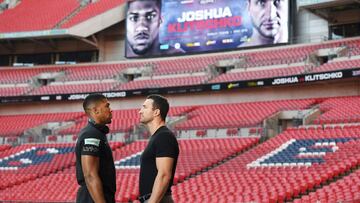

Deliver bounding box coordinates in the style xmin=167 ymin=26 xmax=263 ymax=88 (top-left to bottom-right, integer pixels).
xmin=75 ymin=94 xmax=116 ymax=203
xmin=138 ymin=94 xmax=179 ymax=203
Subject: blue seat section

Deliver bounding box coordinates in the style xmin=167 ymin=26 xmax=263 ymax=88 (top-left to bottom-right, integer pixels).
xmin=115 ymin=153 xmax=142 ymax=168
xmin=0 ymin=147 xmax=74 ymax=168
xmin=261 ymin=138 xmax=355 ymax=165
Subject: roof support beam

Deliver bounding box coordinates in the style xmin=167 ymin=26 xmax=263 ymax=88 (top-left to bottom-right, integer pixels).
xmin=76 ymin=34 xmax=98 ymax=48
xmin=28 ymin=38 xmax=58 ymax=50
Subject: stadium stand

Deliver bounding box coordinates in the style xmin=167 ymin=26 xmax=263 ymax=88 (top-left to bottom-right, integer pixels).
xmin=213 ymin=37 xmax=360 ymax=69
xmin=0 ymin=0 xmax=80 ymax=33
xmin=0 ymin=112 xmax=84 ymax=137
xmin=114 ymin=37 xmax=360 ymax=78
xmin=313 ymin=96 xmax=360 ymax=124
xmin=0 ymin=144 xmax=11 ymax=152
xmin=115 ymin=75 xmax=210 ymax=91
xmin=0 ymin=138 xmax=258 ymax=202
xmin=62 ymin=63 xmax=127 ymax=81
xmin=350 ymin=46 xmax=360 ymax=56
xmin=175 ymin=99 xmax=316 ymax=130
xmin=61 ymin=0 xmax=126 ymax=28
xmin=172 ymin=126 xmax=360 ymax=202
xmin=2 ymin=95 xmax=360 ymax=137
xmin=0 ymin=38 xmax=360 ymax=83
xmin=29 ymin=81 xmax=119 ymax=95
xmin=0 ymin=63 xmax=127 ymax=85
xmin=151 ymin=57 xmax=213 ymax=75
xmin=210 ymin=65 xmax=305 ymax=83
xmin=0 ymin=67 xmax=63 ymax=84
xmin=1 ymin=94 xmax=360 ymax=202
xmin=0 ymin=96 xmax=317 ymax=136
xmin=0 ymin=143 xmax=75 ymax=190
xmin=0 ymin=37 xmax=360 ymax=97
xmin=0 ymin=86 xmax=31 ymax=97
xmin=0 ymin=167 xmax=78 ymax=201
xmin=4 ymin=95 xmax=360 ymax=138
xmin=295 ymin=168 xmax=360 ymax=203
xmin=1 ymin=1 xmax=360 ymax=202
xmin=312 ymin=58 xmax=360 ymax=73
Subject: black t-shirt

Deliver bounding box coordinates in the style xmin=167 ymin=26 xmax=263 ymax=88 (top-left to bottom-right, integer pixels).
xmin=139 ymin=126 xmax=179 ymax=196
xmin=75 ymin=121 xmax=116 ymax=200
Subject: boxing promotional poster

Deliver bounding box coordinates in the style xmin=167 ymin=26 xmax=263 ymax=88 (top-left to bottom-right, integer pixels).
xmin=126 ymin=0 xmax=289 ymax=58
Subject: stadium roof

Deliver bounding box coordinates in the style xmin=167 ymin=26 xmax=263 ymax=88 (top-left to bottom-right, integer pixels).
xmin=300 ymin=0 xmax=360 ymax=23
xmin=0 ymin=0 xmax=126 ymax=40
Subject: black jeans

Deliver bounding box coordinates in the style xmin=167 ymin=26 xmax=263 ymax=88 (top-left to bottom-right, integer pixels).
xmin=76 ymin=186 xmax=115 ymax=203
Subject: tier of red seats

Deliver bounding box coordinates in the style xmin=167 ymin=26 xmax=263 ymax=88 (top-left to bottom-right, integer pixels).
xmin=25 ymin=75 xmax=208 ymax=96
xmin=175 ymin=99 xmax=316 ymax=130
xmin=348 ymin=40 xmax=360 ymax=56
xmin=29 ymin=82 xmax=118 ymax=95
xmin=1 ymin=38 xmax=360 ymax=97
xmin=0 ymin=143 xmax=76 ymax=190
xmin=0 ymin=67 xmax=63 ymax=84
xmin=123 ymin=39 xmax=356 ymax=76
xmin=3 ymin=38 xmax=358 ymax=78
xmin=313 ymin=58 xmax=360 ymax=73
xmin=0 ymin=138 xmax=258 ymax=202
xmin=231 ymin=38 xmax=359 ymax=68
xmin=313 ymin=96 xmax=360 ymax=124
xmin=3 ymin=96 xmax=360 ymax=138
xmin=242 ymin=46 xmax=313 ymax=68
xmin=0 ymin=168 xmax=78 ymax=202
xmin=0 ymin=112 xmax=84 ymax=137
xmin=210 ymin=66 xmax=305 ymax=83
xmin=1 ymin=109 xmax=359 ymax=202
xmin=0 ymin=86 xmax=30 ymax=97
xmin=295 ymin=168 xmax=360 ymax=203
xmin=152 ymin=57 xmax=214 ymax=75
xmin=115 ymin=75 xmax=209 ymax=91
xmin=172 ymin=126 xmax=360 ymax=203
xmin=0 ymin=0 xmax=79 ymax=33
xmin=62 ymin=63 xmax=127 ymax=81
xmin=143 ymin=38 xmax=360 ymax=74
xmin=0 ymin=64 xmax=126 ymax=84
xmin=350 ymin=47 xmax=360 ymax=56
xmin=61 ymin=0 xmax=126 ymax=28
xmin=0 ymin=144 xmax=11 ymax=152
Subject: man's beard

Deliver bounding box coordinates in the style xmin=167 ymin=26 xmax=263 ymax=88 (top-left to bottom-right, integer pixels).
xmin=132 ymin=44 xmax=151 ymax=55
xmin=131 ymin=34 xmax=159 ymax=55
xmin=258 ymin=22 xmax=280 ymax=39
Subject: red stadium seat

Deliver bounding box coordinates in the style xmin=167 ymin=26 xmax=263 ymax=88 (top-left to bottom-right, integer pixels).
xmin=0 ymin=138 xmax=258 ymax=202
xmin=0 ymin=0 xmax=80 ymax=33
xmin=61 ymin=0 xmax=126 ymax=28
xmin=172 ymin=126 xmax=360 ymax=203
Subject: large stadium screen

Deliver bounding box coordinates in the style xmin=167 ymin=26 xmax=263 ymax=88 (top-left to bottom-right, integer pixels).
xmin=125 ymin=0 xmax=290 ymax=58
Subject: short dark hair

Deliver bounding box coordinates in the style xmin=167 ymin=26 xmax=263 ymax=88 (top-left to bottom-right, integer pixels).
xmin=147 ymin=94 xmax=169 ymax=121
xmin=83 ymin=94 xmax=106 ymax=114
xmin=128 ymin=0 xmax=161 ymax=10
